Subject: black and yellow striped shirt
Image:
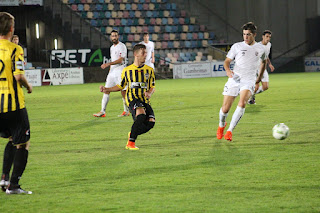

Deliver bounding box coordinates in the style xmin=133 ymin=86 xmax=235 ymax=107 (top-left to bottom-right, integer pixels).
xmin=117 ymin=63 xmax=155 ymax=106
xmin=0 ymin=39 xmax=25 ymax=113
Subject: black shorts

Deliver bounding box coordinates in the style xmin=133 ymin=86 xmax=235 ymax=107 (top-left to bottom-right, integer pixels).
xmin=0 ymin=108 xmax=30 ymax=146
xmin=128 ymin=99 xmax=155 ymax=121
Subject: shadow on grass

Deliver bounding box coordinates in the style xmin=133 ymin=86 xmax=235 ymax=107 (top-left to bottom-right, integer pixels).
xmin=244 ymin=104 xmax=265 ymax=113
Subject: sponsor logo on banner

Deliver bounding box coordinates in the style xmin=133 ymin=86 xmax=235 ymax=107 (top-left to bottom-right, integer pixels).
xmin=0 ymin=0 xmax=43 ymax=5
xmin=25 ymin=69 xmax=41 ymax=86
xmin=173 ymin=62 xmax=212 ymax=79
xmin=212 ymin=61 xmax=234 ymax=77
xmin=51 ymin=48 xmax=128 ymax=67
xmin=41 ymin=67 xmax=84 ymax=85
xmin=304 ymin=57 xmax=320 ymax=72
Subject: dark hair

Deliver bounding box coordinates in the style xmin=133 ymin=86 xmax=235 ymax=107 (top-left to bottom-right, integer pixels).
xmin=143 ymin=32 xmax=149 ymax=36
xmin=242 ymin=22 xmax=257 ymax=34
xmin=0 ymin=12 xmax=14 ymax=36
xmin=262 ymin=30 xmax=272 ymax=36
xmin=133 ymin=43 xmax=146 ymax=54
xmin=111 ymin=29 xmax=119 ymax=35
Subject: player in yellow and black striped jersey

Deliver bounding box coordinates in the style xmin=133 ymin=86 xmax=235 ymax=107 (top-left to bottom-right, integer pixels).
xmin=99 ymin=44 xmax=155 ymax=150
xmin=0 ymin=12 xmax=33 ymax=194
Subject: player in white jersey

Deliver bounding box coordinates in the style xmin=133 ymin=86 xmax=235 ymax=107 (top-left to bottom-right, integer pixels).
xmin=216 ymin=22 xmax=267 ymax=141
xmin=93 ymin=30 xmax=130 ymax=117
xmin=248 ymin=30 xmax=274 ymax=104
xmin=139 ymin=32 xmax=155 ymax=69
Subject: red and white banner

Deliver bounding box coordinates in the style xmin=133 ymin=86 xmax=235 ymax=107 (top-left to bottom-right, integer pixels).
xmin=25 ymin=67 xmax=84 ymax=86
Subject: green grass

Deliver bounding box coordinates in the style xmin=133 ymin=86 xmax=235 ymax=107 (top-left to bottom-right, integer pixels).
xmin=1 ymin=72 xmax=320 ymax=212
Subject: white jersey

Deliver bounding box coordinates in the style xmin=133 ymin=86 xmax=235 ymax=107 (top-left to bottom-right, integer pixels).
xmin=259 ymin=41 xmax=271 ymax=58
xmin=226 ymin=41 xmax=266 ymax=81
xmin=110 ymin=41 xmax=127 ymax=74
xmin=139 ymin=40 xmax=155 ymax=68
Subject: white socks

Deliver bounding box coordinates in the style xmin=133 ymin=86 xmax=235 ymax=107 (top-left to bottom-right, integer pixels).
xmin=101 ymin=94 xmax=110 ymax=113
xmin=219 ymin=108 xmax=228 ymax=127
xmin=122 ymin=98 xmax=129 ymax=113
xmin=255 ymin=86 xmax=264 ymax=94
xmin=227 ymin=106 xmax=245 ymax=132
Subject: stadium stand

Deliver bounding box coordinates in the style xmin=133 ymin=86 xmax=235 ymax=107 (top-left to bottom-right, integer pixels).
xmin=61 ymin=0 xmax=216 ymax=66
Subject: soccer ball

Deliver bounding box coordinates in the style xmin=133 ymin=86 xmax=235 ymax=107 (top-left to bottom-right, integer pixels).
xmin=272 ymin=123 xmax=290 ymax=140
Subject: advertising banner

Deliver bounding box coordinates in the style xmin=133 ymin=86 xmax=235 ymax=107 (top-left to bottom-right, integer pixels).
xmin=50 ymin=48 xmax=113 ymax=68
xmin=304 ymin=57 xmax=320 ymax=72
xmin=41 ymin=67 xmax=84 ymax=86
xmin=173 ymin=62 xmax=212 ymax=79
xmin=0 ymin=0 xmax=19 ymax=6
xmin=173 ymin=61 xmax=233 ymax=79
xmin=0 ymin=0 xmax=43 ymax=5
xmin=25 ymin=69 xmax=41 ymax=86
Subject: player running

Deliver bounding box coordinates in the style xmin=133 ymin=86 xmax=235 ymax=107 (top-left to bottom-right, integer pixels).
xmin=216 ymin=22 xmax=267 ymax=141
xmin=248 ymin=30 xmax=275 ymax=104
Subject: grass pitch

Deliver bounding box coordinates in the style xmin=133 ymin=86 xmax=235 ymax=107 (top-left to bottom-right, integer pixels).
xmin=0 ymin=72 xmax=320 ymax=212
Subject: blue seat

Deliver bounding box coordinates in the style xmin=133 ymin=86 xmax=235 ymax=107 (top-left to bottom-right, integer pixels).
xmin=124 ymin=26 xmax=130 ymax=33
xmin=93 ymin=12 xmax=99 ymax=19
xmin=162 ymin=18 xmax=168 ymax=25
xmin=186 ymin=33 xmax=192 ymax=40
xmin=153 ymin=11 xmax=159 ymax=18
xmin=171 ymin=3 xmax=176 ymax=10
xmin=191 ymin=40 xmax=197 ymax=48
xmin=188 ymin=25 xmax=194 ymax=31
xmin=125 ymin=3 xmax=131 ymax=10
xmin=95 ymin=4 xmax=102 ymax=10
xmin=173 ymin=17 xmax=179 ymax=25
xmin=129 ymin=11 xmax=135 ymax=18
xmin=77 ymin=4 xmax=83 ymax=11
xmin=168 ymin=41 xmax=174 ymax=49
xmin=165 ymin=25 xmax=171 ymax=33
xmin=121 ymin=18 xmax=127 ymax=26
xmin=146 ymin=11 xmax=153 ymax=17
xmin=179 ymin=52 xmax=185 ymax=58
xmin=172 ymin=26 xmax=178 ymax=33
xmin=137 ymin=4 xmax=143 ymax=10
xmin=90 ymin=20 xmax=97 ymax=27
xmin=170 ymin=10 xmax=176 ymax=17
xmin=127 ymin=19 xmax=133 ymax=26
xmin=198 ymin=32 xmax=204 ymax=39
xmin=148 ymin=26 xmax=154 ymax=33
xmin=209 ymin=32 xmax=215 ymax=39
xmin=165 ymin=3 xmax=171 ymax=9
xmin=105 ymin=11 xmax=111 ymax=18
xmin=185 ymin=41 xmax=191 ymax=48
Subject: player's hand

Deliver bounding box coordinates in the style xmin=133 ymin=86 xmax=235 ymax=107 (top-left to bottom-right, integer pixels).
xmin=99 ymin=85 xmax=105 ymax=93
xmin=269 ymin=64 xmax=275 ymax=72
xmin=27 ymin=84 xmax=32 ymax=93
xmin=226 ymin=70 xmax=233 ymax=78
xmin=101 ymin=63 xmax=110 ymax=69
xmin=144 ymin=91 xmax=152 ymax=99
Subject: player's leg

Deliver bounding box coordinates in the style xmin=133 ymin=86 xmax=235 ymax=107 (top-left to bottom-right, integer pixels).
xmin=118 ymin=90 xmax=130 ymax=117
xmin=255 ymin=70 xmax=269 ymax=94
xmin=217 ymin=78 xmax=237 ymax=139
xmin=94 ymin=75 xmax=114 ymax=117
xmin=6 ymin=109 xmax=32 ymax=194
xmin=225 ymin=89 xmax=252 ymax=141
xmin=1 ymin=137 xmax=16 ymax=191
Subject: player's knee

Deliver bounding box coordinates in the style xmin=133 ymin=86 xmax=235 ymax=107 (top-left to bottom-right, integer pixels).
xmin=263 ymin=85 xmax=269 ymax=91
xmin=146 ymin=121 xmax=155 ymax=131
xmin=135 ymin=114 xmax=147 ymax=123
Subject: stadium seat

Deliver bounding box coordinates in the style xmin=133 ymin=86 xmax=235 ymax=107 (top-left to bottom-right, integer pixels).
xmin=190 ymin=17 xmax=196 ymax=24
xmin=126 ymin=3 xmax=132 ymax=10
xmin=111 ymin=11 xmax=117 ymax=18
xmin=136 ymin=26 xmax=142 ymax=33
xmin=71 ymin=4 xmax=78 ymax=11
xmin=149 ymin=3 xmax=155 ymax=10
xmin=105 ymin=11 xmax=111 ymax=18
xmin=77 ymin=4 xmax=84 ymax=11
xmin=186 ymin=33 xmax=192 ymax=40
xmin=87 ymin=11 xmax=93 ymax=19
xmin=123 ymin=11 xmax=129 ymax=18
xmin=130 ymin=26 xmax=137 ymax=33
xmin=108 ymin=4 xmax=114 ymax=10
xmin=108 ymin=19 xmax=114 ymax=25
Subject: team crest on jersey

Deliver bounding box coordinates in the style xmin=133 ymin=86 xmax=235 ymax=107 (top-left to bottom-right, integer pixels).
xmin=145 ymin=73 xmax=150 ymax=79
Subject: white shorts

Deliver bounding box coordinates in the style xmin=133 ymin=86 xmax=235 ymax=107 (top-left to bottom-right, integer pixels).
xmin=222 ymin=76 xmax=255 ymax=97
xmin=261 ymin=70 xmax=269 ymax=82
xmin=105 ymin=72 xmax=127 ymax=90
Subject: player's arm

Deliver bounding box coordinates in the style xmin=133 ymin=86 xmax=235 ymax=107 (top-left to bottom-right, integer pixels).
xmin=224 ymin=57 xmax=233 ymax=78
xmin=99 ymin=85 xmax=121 ymax=93
xmin=101 ymin=57 xmax=124 ymax=69
xmin=267 ymin=58 xmax=275 ymax=72
xmin=14 ymin=74 xmax=32 ymax=93
xmin=151 ymin=51 xmax=155 ymax=64
xmin=145 ymin=87 xmax=155 ymax=99
xmin=256 ymin=59 xmax=267 ymax=84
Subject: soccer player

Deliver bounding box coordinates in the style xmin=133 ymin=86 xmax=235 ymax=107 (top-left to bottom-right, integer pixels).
xmin=0 ymin=12 xmax=32 ymax=194
xmin=139 ymin=32 xmax=155 ymax=69
xmin=216 ymin=22 xmax=267 ymax=141
xmin=93 ymin=30 xmax=130 ymax=117
xmin=11 ymin=35 xmax=19 ymax=45
xmin=99 ymin=44 xmax=155 ymax=150
xmin=248 ymin=30 xmax=275 ymax=104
